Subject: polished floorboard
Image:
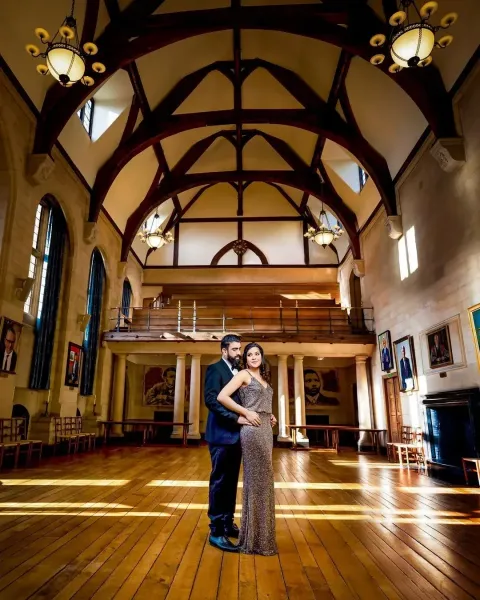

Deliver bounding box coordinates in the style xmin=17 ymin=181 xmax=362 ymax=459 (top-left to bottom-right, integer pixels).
xmin=0 ymin=447 xmax=480 ymax=599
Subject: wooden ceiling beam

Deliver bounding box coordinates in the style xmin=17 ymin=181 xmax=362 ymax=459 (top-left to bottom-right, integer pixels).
xmin=300 ymin=50 xmax=351 ymax=212
xmin=34 ymin=4 xmax=457 ymax=155
xmin=80 ymin=0 xmax=101 ymax=47
xmin=90 ymin=106 xmax=393 ymax=222
xmin=121 ymin=170 xmax=360 ymax=262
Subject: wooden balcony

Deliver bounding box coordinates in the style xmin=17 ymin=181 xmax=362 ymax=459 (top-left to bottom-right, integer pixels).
xmin=104 ymin=302 xmax=375 ymax=344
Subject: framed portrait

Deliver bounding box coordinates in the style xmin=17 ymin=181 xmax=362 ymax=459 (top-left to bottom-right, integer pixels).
xmin=468 ymin=303 xmax=480 ymax=371
xmin=393 ymin=335 xmax=417 ymax=392
xmin=427 ymin=325 xmax=453 ymax=369
xmin=288 ymin=368 xmax=339 ymax=407
xmin=0 ymin=317 xmax=23 ymax=374
xmin=64 ymin=342 xmax=83 ymax=387
xmin=143 ymin=366 xmax=190 ymax=407
xmin=378 ymin=330 xmax=394 ymax=372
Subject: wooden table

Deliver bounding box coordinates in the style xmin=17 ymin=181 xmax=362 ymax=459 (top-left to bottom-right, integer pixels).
xmin=286 ymin=425 xmax=387 ymax=454
xmin=462 ymin=457 xmax=480 ymax=485
xmin=99 ymin=420 xmax=192 ymax=447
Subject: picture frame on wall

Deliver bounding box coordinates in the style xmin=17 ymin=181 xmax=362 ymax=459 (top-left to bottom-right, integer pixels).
xmin=0 ymin=317 xmax=23 ymax=374
xmin=426 ymin=324 xmax=453 ymax=369
xmin=378 ymin=330 xmax=394 ymax=372
xmin=393 ymin=335 xmax=417 ymax=392
xmin=64 ymin=342 xmax=83 ymax=387
xmin=468 ymin=303 xmax=480 ymax=371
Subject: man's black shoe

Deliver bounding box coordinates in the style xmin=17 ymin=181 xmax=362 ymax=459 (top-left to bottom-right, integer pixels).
xmin=225 ymin=523 xmax=240 ymax=539
xmin=209 ymin=535 xmax=240 ymax=552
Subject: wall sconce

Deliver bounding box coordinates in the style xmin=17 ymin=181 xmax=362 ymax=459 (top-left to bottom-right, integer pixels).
xmin=77 ymin=313 xmax=91 ymax=332
xmin=14 ymin=277 xmax=35 ymax=302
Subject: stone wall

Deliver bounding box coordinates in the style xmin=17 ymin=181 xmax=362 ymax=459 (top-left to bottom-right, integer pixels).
xmin=0 ymin=70 xmax=142 ymax=432
xmin=361 ymin=66 xmax=480 ymax=431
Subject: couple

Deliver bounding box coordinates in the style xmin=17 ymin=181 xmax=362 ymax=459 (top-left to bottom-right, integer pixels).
xmin=205 ymin=334 xmax=278 ymax=556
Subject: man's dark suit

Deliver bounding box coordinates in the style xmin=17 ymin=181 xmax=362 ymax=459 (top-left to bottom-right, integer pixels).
xmin=0 ymin=346 xmax=17 ymax=373
xmin=204 ymin=359 xmax=242 ymax=536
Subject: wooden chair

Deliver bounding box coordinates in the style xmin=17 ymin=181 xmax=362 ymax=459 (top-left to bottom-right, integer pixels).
xmin=53 ymin=417 xmax=95 ymax=454
xmin=53 ymin=417 xmax=81 ymax=454
xmin=0 ymin=418 xmax=43 ymax=468
xmin=387 ymin=426 xmax=412 ymax=462
xmin=397 ymin=428 xmax=427 ymax=471
xmin=75 ymin=417 xmax=96 ymax=451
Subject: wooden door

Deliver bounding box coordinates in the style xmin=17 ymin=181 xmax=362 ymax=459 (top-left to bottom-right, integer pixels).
xmin=384 ymin=376 xmax=403 ymax=441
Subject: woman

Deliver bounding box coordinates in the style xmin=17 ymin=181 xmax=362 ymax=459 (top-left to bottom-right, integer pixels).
xmin=217 ymin=342 xmax=278 ymax=556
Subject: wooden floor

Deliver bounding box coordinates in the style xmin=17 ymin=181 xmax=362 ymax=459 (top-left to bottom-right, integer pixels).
xmin=0 ymin=448 xmax=480 ymax=600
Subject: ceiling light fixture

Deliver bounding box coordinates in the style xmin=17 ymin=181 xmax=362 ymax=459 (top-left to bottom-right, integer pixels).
xmin=369 ymin=1 xmax=457 ymax=72
xmin=304 ymin=204 xmax=344 ymax=248
xmin=138 ymin=211 xmax=174 ymax=250
xmin=25 ymin=0 xmax=106 ymax=87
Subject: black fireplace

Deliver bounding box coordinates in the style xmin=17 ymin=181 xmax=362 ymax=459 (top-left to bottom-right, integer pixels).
xmin=423 ymin=388 xmax=480 ymax=482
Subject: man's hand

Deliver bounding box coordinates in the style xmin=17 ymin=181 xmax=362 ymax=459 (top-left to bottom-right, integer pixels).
xmin=237 ymin=416 xmax=250 ymax=425
xmin=270 ymin=414 xmax=277 ymax=427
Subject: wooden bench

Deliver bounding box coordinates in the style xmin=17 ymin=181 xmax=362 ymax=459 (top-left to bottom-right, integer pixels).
xmin=53 ymin=417 xmax=96 ymax=455
xmin=0 ymin=418 xmax=42 ymax=468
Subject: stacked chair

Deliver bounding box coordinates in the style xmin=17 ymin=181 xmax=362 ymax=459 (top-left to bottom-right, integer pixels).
xmin=53 ymin=416 xmax=96 ymax=455
xmin=0 ymin=418 xmax=43 ymax=468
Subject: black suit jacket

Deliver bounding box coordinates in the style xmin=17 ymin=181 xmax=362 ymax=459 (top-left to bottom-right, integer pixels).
xmin=204 ymin=359 xmax=241 ymax=445
xmin=0 ymin=347 xmax=17 ymax=373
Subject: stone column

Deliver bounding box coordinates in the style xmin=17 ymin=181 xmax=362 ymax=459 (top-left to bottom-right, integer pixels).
xmin=111 ymin=354 xmax=127 ymax=435
xmin=355 ymin=355 xmax=372 ymax=450
xmin=293 ymin=355 xmax=308 ymax=446
xmin=171 ymin=353 xmax=186 ymax=438
xmin=277 ymin=355 xmax=291 ymax=442
xmin=188 ymin=354 xmax=202 ymax=439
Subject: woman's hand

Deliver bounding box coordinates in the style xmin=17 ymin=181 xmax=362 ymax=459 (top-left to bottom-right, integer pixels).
xmin=237 ymin=416 xmax=251 ymax=426
xmin=245 ymin=410 xmax=261 ymax=426
xmin=270 ymin=414 xmax=277 ymax=428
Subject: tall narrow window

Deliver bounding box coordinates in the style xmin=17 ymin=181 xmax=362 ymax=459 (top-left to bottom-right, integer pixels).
xmin=77 ymin=99 xmax=94 ymax=137
xmin=358 ymin=167 xmax=369 ymax=191
xmin=29 ymin=198 xmax=67 ymax=389
xmin=122 ymin=279 xmax=132 ymax=317
xmin=81 ymin=249 xmax=106 ymax=396
xmin=398 ymin=226 xmax=419 ymax=281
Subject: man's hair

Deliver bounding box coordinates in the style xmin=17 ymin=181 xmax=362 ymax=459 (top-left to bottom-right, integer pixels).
xmin=163 ymin=367 xmax=176 ymax=377
xmin=221 ymin=334 xmax=241 ymax=351
xmin=304 ymin=369 xmax=320 ymax=379
xmin=4 ymin=327 xmax=16 ymax=340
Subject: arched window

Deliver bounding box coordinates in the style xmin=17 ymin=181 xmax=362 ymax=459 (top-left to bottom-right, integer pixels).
xmin=122 ymin=279 xmax=132 ymax=317
xmin=80 ymin=249 xmax=106 ymax=396
xmin=28 ymin=197 xmax=67 ymax=390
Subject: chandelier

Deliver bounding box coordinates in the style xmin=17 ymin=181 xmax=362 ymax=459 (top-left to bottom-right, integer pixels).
xmin=369 ymin=1 xmax=457 ymax=73
xmin=304 ymin=205 xmax=344 ymax=248
xmin=137 ymin=212 xmax=174 ymax=250
xmin=25 ymin=0 xmax=106 ymax=87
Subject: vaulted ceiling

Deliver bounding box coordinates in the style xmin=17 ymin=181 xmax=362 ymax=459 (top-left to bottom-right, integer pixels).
xmin=1 ymin=0 xmax=478 ymax=265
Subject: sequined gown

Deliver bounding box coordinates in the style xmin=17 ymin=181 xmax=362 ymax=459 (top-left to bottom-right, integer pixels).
xmin=238 ymin=374 xmax=277 ymax=556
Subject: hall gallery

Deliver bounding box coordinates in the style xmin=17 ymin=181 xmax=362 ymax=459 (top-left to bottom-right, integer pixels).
xmin=0 ymin=0 xmax=479 ymax=598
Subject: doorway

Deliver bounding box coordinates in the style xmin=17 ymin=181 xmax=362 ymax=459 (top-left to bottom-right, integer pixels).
xmin=384 ymin=376 xmax=403 ymax=441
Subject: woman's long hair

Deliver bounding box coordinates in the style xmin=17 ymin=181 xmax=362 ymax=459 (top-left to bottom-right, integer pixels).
xmin=242 ymin=342 xmax=270 ymax=382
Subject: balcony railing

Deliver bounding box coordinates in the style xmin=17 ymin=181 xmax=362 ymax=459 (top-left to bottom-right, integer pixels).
xmin=107 ymin=302 xmax=374 ymax=338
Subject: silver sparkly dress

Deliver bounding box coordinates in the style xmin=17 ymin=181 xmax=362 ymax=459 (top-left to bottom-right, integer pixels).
xmin=238 ymin=374 xmax=277 ymax=556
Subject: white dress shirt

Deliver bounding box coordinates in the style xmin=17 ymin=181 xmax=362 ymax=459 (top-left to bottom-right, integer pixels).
xmin=2 ymin=351 xmax=13 ymax=372
xmin=222 ymin=357 xmax=238 ymax=375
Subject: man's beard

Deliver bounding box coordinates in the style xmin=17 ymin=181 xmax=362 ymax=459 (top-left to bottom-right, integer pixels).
xmin=228 ymin=356 xmax=242 ymax=370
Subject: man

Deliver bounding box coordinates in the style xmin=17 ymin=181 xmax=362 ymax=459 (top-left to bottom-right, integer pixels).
xmin=381 ymin=338 xmax=392 ymax=371
xmin=430 ymin=333 xmax=450 ymax=365
xmin=145 ymin=367 xmax=176 ymax=405
xmin=0 ymin=327 xmax=17 ymax=373
xmin=68 ymin=353 xmax=79 ymax=385
xmin=304 ymin=369 xmax=339 ymax=406
xmin=399 ymin=346 xmax=413 ymax=391
xmin=205 ymin=334 xmax=249 ymax=553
